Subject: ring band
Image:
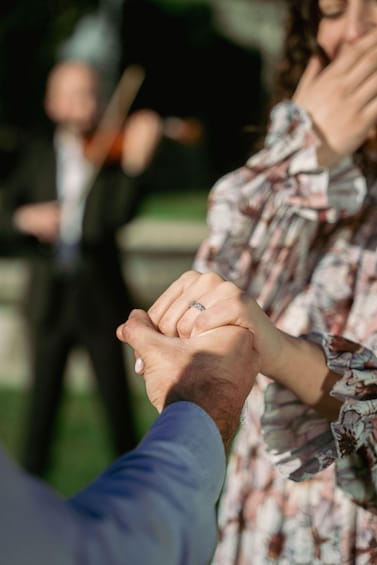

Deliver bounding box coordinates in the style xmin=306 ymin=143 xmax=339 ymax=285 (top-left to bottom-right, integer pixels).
xmin=189 ymin=300 xmax=206 ymax=312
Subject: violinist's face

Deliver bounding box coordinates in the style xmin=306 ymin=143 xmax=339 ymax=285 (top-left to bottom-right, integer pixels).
xmin=45 ymin=62 xmax=100 ymax=134
xmin=317 ymin=0 xmax=377 ymax=60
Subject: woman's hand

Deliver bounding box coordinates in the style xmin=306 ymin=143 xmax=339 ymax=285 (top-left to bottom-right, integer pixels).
xmin=293 ymin=29 xmax=377 ymax=168
xmin=148 ymin=270 xmax=285 ymax=378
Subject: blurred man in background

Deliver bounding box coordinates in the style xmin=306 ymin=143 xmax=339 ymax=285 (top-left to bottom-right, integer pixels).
xmin=0 ymin=59 xmax=163 ymax=476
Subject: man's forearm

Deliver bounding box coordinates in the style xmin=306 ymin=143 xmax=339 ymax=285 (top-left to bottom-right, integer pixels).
xmin=1 ymin=402 xmax=225 ymax=565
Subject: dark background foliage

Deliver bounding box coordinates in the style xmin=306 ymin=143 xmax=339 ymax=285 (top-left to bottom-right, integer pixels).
xmin=0 ymin=1 xmax=267 ymax=182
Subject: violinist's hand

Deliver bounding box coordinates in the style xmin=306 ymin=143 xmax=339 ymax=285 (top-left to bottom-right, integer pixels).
xmin=13 ymin=201 xmax=61 ymax=243
xmin=117 ymin=308 xmax=259 ymax=450
xmin=293 ymin=29 xmax=377 ymax=168
xmin=121 ymin=109 xmax=163 ymax=176
xmin=147 ymin=270 xmax=284 ymax=379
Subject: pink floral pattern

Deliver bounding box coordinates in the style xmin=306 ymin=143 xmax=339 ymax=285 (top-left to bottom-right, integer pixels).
xmin=194 ymin=101 xmax=377 ymax=564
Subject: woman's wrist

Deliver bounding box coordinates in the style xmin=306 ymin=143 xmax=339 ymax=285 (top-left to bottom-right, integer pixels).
xmin=264 ymin=332 xmax=342 ymax=420
xmin=309 ymin=121 xmax=343 ymax=169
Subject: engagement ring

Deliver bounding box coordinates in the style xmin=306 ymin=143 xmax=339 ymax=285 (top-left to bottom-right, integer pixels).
xmin=189 ymin=300 xmax=206 ymax=312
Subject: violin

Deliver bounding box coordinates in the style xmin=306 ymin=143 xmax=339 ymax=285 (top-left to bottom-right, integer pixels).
xmin=80 ymin=64 xmax=145 ymax=175
xmin=82 ymin=114 xmax=204 ymax=167
xmin=83 ymin=128 xmax=126 ymax=166
xmin=80 ymin=64 xmax=204 ymax=177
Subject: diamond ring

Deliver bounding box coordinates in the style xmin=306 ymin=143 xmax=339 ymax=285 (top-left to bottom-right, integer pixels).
xmin=189 ymin=300 xmax=206 ymax=312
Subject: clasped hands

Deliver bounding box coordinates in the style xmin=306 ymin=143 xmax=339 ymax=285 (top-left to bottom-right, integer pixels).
xmin=117 ymin=271 xmax=285 ymax=450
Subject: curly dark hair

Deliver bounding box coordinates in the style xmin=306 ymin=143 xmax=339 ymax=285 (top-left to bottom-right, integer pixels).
xmin=273 ymin=0 xmax=322 ymax=104
xmin=253 ymin=1 xmax=321 ymax=148
xmin=269 ymin=0 xmax=377 ymax=175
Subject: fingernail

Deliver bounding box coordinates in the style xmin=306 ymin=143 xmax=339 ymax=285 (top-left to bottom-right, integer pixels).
xmin=135 ymin=358 xmax=144 ymax=374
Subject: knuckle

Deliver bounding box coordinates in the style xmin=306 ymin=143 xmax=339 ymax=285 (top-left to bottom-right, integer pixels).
xmin=120 ymin=322 xmax=132 ymax=341
xmin=180 ymin=270 xmax=200 ymax=284
xmin=202 ymin=271 xmax=224 ymax=286
xmin=221 ymin=280 xmax=238 ymax=295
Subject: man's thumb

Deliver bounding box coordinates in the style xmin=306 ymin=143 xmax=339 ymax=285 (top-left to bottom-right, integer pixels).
xmin=117 ymin=309 xmax=162 ymax=356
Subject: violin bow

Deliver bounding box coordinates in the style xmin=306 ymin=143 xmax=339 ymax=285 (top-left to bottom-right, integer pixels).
xmin=83 ymin=64 xmax=146 ymax=196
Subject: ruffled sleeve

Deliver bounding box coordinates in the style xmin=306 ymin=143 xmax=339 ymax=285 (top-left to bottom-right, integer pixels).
xmin=194 ymin=101 xmax=367 ymax=315
xmin=262 ymin=333 xmax=377 ymax=511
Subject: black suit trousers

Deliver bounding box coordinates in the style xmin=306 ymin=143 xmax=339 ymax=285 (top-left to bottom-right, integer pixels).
xmin=21 ymin=279 xmax=139 ymax=476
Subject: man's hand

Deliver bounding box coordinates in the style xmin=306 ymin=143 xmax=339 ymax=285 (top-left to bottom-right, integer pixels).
xmin=13 ymin=201 xmax=61 ymax=243
xmin=117 ymin=309 xmax=260 ymax=450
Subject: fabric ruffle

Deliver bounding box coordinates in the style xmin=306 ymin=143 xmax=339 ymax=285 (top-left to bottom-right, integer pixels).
xmin=195 ymin=101 xmax=367 ymax=317
xmin=262 ymin=332 xmax=377 ymax=510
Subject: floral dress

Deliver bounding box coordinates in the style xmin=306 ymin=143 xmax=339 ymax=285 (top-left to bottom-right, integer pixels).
xmin=194 ymin=102 xmax=377 ymax=564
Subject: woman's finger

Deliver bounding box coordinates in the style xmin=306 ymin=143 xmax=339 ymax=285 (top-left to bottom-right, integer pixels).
xmin=175 ymin=282 xmax=245 ymax=338
xmin=148 ymin=270 xmax=200 ymax=329
xmin=293 ymin=56 xmax=323 ymax=104
xmin=155 ymin=272 xmax=231 ymax=336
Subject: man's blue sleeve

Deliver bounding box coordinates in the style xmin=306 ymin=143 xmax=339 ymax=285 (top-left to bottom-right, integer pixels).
xmin=1 ymin=401 xmax=226 ymax=565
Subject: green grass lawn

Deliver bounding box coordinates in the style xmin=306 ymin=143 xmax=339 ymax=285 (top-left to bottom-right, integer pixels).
xmin=0 ymin=384 xmax=157 ymax=497
xmin=138 ymin=189 xmax=208 ymax=220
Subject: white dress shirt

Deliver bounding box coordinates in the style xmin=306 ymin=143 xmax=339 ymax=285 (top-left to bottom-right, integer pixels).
xmin=55 ymin=130 xmax=94 ymax=246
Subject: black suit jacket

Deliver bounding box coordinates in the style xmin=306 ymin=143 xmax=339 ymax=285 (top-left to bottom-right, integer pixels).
xmin=0 ymin=134 xmax=140 ymax=329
